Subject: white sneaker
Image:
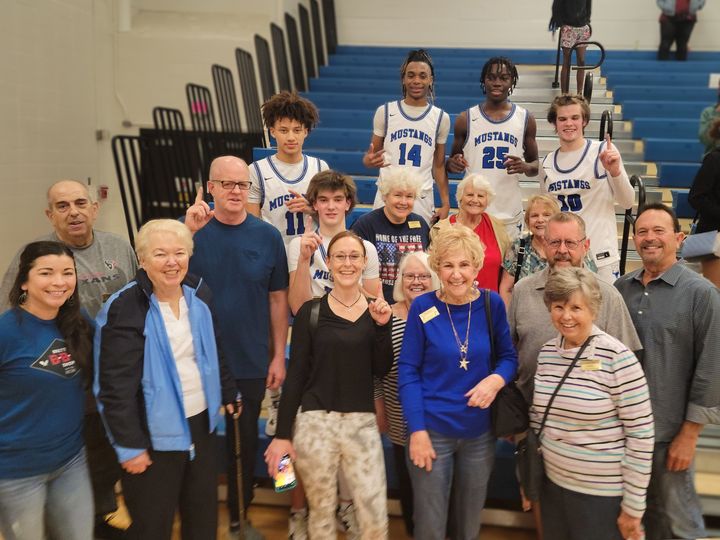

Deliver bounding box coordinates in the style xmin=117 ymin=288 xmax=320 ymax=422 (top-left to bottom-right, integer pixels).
xmin=288 ymin=508 xmax=308 ymax=540
xmin=265 ymin=390 xmax=281 ymax=437
xmin=336 ymin=502 xmax=360 ymax=540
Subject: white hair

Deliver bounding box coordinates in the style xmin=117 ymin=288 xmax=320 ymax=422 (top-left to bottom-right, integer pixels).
xmin=378 ymin=167 xmax=423 ymax=198
xmin=455 ymin=173 xmax=496 ymax=206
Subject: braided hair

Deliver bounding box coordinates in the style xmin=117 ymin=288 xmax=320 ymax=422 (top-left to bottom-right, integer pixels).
xmin=480 ymin=57 xmax=519 ymax=96
xmin=400 ymin=49 xmax=435 ymax=102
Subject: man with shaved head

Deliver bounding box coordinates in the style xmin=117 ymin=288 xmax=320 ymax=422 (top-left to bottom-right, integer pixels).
xmin=185 ymin=155 xmax=289 ymax=537
xmin=0 ymin=179 xmax=137 ymax=539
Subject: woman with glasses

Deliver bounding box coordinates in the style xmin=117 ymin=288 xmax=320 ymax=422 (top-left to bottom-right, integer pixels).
xmin=375 ymin=252 xmax=440 ymax=536
xmin=431 ymin=174 xmax=510 ymax=292
xmin=399 ymin=226 xmax=518 ymax=540
xmin=265 ymin=230 xmax=393 ymax=538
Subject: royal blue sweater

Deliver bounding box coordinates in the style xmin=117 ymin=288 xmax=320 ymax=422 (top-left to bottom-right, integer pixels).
xmin=398 ymin=290 xmax=518 ymax=438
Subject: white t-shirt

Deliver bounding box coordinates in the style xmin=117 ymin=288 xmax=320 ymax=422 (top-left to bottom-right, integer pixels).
xmin=287 ymin=233 xmax=380 ymax=297
xmin=159 ymin=297 xmax=208 ymax=418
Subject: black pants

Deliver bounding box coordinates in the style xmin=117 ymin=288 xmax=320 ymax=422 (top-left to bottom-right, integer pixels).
xmin=540 ymin=475 xmax=623 ymax=540
xmin=392 ymin=443 xmax=414 ymax=537
xmin=225 ymin=378 xmax=266 ymax=524
xmin=84 ymin=411 xmax=122 ymax=517
xmin=121 ymin=411 xmax=218 ymax=540
xmin=658 ymin=18 xmax=696 ymax=60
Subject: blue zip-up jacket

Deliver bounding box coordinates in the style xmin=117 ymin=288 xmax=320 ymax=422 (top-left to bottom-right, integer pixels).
xmin=94 ymin=269 xmax=236 ymax=463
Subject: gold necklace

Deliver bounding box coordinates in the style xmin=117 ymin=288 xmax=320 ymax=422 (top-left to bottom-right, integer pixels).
xmin=445 ymin=299 xmax=472 ymax=371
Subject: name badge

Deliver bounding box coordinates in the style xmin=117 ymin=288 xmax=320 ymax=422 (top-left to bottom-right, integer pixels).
xmin=419 ymin=306 xmax=440 ymax=323
xmin=408 ymin=220 xmax=421 ymax=229
xmin=580 ymin=359 xmax=602 ymax=371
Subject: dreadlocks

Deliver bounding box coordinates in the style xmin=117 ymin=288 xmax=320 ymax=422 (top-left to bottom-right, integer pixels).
xmin=480 ymin=57 xmax=519 ymax=96
xmin=400 ymin=49 xmax=436 ymax=102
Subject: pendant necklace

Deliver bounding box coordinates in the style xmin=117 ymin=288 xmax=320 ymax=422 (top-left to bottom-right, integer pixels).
xmin=445 ymin=298 xmax=472 ymax=371
xmin=329 ymin=292 xmax=362 ymax=309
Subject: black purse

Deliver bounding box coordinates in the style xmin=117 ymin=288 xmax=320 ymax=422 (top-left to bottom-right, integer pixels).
xmin=516 ymin=336 xmax=593 ymax=501
xmin=485 ymin=289 xmax=529 ymax=438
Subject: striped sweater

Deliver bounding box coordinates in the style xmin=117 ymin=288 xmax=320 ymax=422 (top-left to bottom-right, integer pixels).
xmin=530 ymin=327 xmax=654 ymax=518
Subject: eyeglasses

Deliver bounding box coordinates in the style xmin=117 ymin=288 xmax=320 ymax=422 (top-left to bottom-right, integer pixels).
xmin=329 ymin=253 xmax=363 ymax=263
xmin=402 ymin=273 xmax=432 ymax=282
xmin=209 ymin=180 xmax=252 ymax=191
xmin=547 ymin=237 xmax=586 ymax=250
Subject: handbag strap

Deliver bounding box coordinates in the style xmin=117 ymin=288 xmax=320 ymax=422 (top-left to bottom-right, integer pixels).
xmin=484 ymin=289 xmax=496 ymax=371
xmin=537 ymin=335 xmax=594 ymax=437
xmin=513 ymin=235 xmax=531 ymax=284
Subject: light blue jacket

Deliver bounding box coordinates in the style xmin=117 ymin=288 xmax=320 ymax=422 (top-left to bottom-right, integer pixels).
xmin=94 ymin=270 xmax=235 ymax=463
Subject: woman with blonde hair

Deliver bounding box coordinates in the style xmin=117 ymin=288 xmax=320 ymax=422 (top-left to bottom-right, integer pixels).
xmin=399 ymin=225 xmax=517 ymax=539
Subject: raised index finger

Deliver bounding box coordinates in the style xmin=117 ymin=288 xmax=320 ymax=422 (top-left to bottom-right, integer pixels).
xmin=194 ymin=186 xmax=204 ymax=205
xmin=303 ymin=213 xmax=315 ymax=235
xmin=604 ymin=133 xmax=613 ymax=150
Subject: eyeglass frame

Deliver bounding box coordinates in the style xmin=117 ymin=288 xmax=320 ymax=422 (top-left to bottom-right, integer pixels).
xmin=209 ymin=179 xmax=253 ymax=191
xmin=546 ymin=237 xmax=587 ymax=250
xmin=402 ymin=272 xmax=432 ymax=282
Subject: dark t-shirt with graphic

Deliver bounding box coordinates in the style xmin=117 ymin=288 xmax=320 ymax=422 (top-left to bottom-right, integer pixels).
xmin=351 ymin=208 xmax=430 ymax=301
xmin=0 ymin=308 xmax=85 ymax=478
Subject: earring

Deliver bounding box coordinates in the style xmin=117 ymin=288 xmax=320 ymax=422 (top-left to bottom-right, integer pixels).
xmin=18 ymin=291 xmax=27 ymax=304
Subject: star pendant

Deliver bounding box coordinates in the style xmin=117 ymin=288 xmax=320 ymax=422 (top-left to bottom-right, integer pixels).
xmin=459 ymin=358 xmax=469 ymax=371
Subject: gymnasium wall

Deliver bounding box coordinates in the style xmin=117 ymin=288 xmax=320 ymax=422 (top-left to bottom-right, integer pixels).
xmin=0 ymin=0 xmax=718 ymax=271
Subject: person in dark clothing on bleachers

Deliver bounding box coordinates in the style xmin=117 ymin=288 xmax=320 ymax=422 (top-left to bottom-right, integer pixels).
xmin=656 ymin=0 xmax=705 ymax=61
xmin=549 ymin=0 xmax=592 ymax=94
xmin=698 ymin=80 xmax=720 ymax=156
xmin=689 ymin=118 xmax=720 ymax=287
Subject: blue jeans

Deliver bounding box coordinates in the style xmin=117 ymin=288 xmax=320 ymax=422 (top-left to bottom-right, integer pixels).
xmin=644 ymin=442 xmax=706 ymax=540
xmin=0 ymin=449 xmax=93 ymax=540
xmin=407 ymin=430 xmax=495 ymax=540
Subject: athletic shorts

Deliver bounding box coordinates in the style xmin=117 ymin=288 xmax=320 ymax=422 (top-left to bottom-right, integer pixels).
xmin=561 ymin=25 xmax=591 ymax=49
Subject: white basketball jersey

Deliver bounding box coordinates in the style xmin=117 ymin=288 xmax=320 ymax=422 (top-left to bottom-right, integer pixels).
xmin=251 ymin=154 xmax=328 ymax=248
xmin=462 ymin=103 xmax=528 ymax=222
xmin=380 ymin=100 xmax=446 ymax=191
xmin=541 ymin=139 xmax=619 ymax=268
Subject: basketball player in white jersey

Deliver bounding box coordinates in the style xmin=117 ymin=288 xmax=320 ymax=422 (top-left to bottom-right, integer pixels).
xmin=248 ymin=91 xmax=329 ymax=248
xmin=447 ymin=57 xmax=539 ymax=240
xmin=363 ymin=49 xmax=451 ymax=225
xmin=541 ymin=94 xmax=635 ymax=282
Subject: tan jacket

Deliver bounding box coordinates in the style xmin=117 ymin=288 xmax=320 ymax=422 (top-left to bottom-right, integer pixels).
xmin=430 ymin=213 xmax=511 ymax=258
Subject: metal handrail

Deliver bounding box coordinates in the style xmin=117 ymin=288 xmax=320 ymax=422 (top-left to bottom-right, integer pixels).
xmin=582 ymin=72 xmax=594 ymax=103
xmin=599 ymin=110 xmax=613 ymax=140
xmin=619 ymin=175 xmax=647 ymax=276
xmin=552 ymin=39 xmax=606 ymax=91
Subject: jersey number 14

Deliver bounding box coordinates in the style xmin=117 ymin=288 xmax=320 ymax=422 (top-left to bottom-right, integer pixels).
xmin=398 ymin=143 xmax=422 ymax=167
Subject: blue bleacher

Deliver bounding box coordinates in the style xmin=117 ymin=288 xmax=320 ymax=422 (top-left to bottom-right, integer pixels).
xmin=671 ymin=189 xmax=695 ymax=219
xmin=632 ymin=119 xmax=699 ymax=140
xmin=658 ymin=162 xmax=701 ymax=188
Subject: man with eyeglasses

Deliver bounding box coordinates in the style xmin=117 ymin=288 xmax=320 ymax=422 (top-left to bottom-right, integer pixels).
xmin=185 ymin=155 xmax=289 ymax=537
xmin=0 ymin=179 xmax=137 ymax=539
xmin=508 ymin=212 xmax=640 ymax=406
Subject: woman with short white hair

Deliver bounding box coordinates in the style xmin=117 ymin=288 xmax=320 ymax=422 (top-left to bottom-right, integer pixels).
xmin=431 ymin=173 xmax=510 ymax=292
xmin=352 ymin=169 xmax=431 ymax=301
xmin=95 ymin=219 xmax=237 ymax=539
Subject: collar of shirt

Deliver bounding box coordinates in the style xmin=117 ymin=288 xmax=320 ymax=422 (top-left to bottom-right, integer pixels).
xmin=632 ymin=261 xmax=683 ymax=287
